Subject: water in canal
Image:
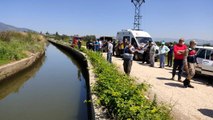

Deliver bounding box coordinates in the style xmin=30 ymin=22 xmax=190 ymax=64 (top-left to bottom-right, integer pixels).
xmin=0 ymin=43 xmax=89 ymax=120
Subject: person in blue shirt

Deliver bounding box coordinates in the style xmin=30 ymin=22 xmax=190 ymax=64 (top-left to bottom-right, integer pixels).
xmin=94 ymin=39 xmax=99 ymax=51
xmin=159 ymin=41 xmax=170 ymax=68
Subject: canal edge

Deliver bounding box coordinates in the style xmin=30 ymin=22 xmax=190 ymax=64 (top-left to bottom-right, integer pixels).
xmin=48 ymin=39 xmax=108 ymax=120
xmin=0 ymin=51 xmax=45 ymax=82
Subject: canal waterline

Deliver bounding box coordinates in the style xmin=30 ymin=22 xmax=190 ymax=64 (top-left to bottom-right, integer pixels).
xmin=0 ymin=43 xmax=89 ymax=120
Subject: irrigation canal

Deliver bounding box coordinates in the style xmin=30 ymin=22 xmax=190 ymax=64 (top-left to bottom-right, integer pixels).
xmin=0 ymin=43 xmax=90 ymax=120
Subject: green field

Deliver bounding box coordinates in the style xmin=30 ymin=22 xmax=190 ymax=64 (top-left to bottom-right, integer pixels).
xmin=0 ymin=31 xmax=46 ymax=66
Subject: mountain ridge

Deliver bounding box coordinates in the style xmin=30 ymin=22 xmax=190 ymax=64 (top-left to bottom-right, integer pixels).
xmin=0 ymin=22 xmax=35 ymax=32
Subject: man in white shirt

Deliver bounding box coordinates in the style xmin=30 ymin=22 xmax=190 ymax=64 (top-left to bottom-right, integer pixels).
xmin=107 ymin=40 xmax=113 ymax=63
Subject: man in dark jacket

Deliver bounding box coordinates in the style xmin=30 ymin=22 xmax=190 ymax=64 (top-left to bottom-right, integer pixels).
xmin=167 ymin=42 xmax=173 ymax=67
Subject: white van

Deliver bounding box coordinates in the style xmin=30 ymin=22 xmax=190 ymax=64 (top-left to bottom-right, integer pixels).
xmin=116 ymin=29 xmax=159 ymax=60
xmin=196 ymin=46 xmax=213 ymax=76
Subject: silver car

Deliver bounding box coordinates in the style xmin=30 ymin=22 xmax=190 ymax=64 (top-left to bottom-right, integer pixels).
xmin=196 ymin=46 xmax=213 ymax=76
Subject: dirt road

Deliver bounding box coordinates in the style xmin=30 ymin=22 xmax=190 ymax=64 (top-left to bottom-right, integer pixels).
xmin=104 ymin=54 xmax=213 ymax=120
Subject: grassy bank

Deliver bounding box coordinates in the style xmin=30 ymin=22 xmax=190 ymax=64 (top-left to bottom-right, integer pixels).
xmin=0 ymin=31 xmax=46 ymax=65
xmin=82 ymin=48 xmax=172 ymax=120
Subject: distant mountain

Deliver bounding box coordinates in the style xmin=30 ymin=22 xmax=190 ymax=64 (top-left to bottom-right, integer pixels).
xmin=0 ymin=22 xmax=35 ymax=32
xmin=153 ymin=38 xmax=213 ymax=46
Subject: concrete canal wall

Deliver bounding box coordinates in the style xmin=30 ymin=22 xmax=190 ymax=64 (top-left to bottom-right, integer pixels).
xmin=48 ymin=40 xmax=96 ymax=120
xmin=0 ymin=52 xmax=45 ymax=82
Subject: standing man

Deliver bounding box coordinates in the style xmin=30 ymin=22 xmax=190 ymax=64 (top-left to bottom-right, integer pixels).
xmin=77 ymin=39 xmax=82 ymax=49
xmin=171 ymin=38 xmax=187 ymax=82
xmin=159 ymin=41 xmax=170 ymax=68
xmin=167 ymin=42 xmax=174 ymax=67
xmin=94 ymin=39 xmax=99 ymax=51
xmin=112 ymin=40 xmax=116 ymax=56
xmin=123 ymin=43 xmax=135 ymax=75
xmin=142 ymin=41 xmax=151 ymax=64
xmin=183 ymin=40 xmax=197 ymax=88
xmin=98 ymin=39 xmax=102 ymax=52
xmin=149 ymin=42 xmax=156 ymax=67
xmin=107 ymin=40 xmax=113 ymax=63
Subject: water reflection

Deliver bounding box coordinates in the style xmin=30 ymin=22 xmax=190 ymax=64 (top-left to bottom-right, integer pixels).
xmin=54 ymin=46 xmax=89 ymax=82
xmin=0 ymin=54 xmax=45 ymax=100
xmin=0 ymin=44 xmax=89 ymax=120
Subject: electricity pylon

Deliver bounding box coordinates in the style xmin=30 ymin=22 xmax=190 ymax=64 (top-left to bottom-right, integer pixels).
xmin=131 ymin=0 xmax=145 ymax=30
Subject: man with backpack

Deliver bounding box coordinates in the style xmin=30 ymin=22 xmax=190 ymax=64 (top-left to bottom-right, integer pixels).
xmin=123 ymin=43 xmax=135 ymax=75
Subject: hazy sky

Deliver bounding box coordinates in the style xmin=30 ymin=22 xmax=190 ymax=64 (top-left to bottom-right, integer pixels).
xmin=0 ymin=0 xmax=213 ymax=40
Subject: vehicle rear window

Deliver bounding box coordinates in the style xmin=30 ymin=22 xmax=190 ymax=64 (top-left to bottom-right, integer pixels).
xmin=136 ymin=37 xmax=152 ymax=44
xmin=123 ymin=36 xmax=130 ymax=42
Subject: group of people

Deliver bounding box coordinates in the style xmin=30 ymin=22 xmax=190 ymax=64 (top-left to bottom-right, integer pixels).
xmin=109 ymin=38 xmax=197 ymax=88
xmin=86 ymin=39 xmax=117 ymax=54
xmin=172 ymin=38 xmax=197 ymax=88
xmin=86 ymin=39 xmax=103 ymax=51
xmin=144 ymin=41 xmax=172 ymax=68
xmin=87 ymin=38 xmax=197 ymax=88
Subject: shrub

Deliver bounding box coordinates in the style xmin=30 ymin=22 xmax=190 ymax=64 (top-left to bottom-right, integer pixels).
xmin=82 ymin=48 xmax=172 ymax=120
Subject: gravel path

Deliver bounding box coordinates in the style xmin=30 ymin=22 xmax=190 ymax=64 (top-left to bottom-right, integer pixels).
xmin=104 ymin=54 xmax=213 ymax=120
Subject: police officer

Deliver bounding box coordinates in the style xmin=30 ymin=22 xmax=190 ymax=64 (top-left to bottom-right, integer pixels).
xmin=183 ymin=40 xmax=197 ymax=88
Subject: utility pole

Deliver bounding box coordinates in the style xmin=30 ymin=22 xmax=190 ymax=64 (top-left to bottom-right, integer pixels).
xmin=131 ymin=0 xmax=145 ymax=30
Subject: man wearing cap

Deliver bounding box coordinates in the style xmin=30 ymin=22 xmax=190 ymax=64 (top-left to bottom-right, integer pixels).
xmin=183 ymin=40 xmax=197 ymax=88
xmin=159 ymin=41 xmax=170 ymax=68
xmin=171 ymin=38 xmax=187 ymax=82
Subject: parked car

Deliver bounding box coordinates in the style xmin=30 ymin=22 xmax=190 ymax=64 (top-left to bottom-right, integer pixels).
xmin=195 ymin=46 xmax=213 ymax=76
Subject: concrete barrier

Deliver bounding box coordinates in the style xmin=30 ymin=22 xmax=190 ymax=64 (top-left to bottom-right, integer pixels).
xmin=48 ymin=39 xmax=95 ymax=120
xmin=0 ymin=52 xmax=45 ymax=82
